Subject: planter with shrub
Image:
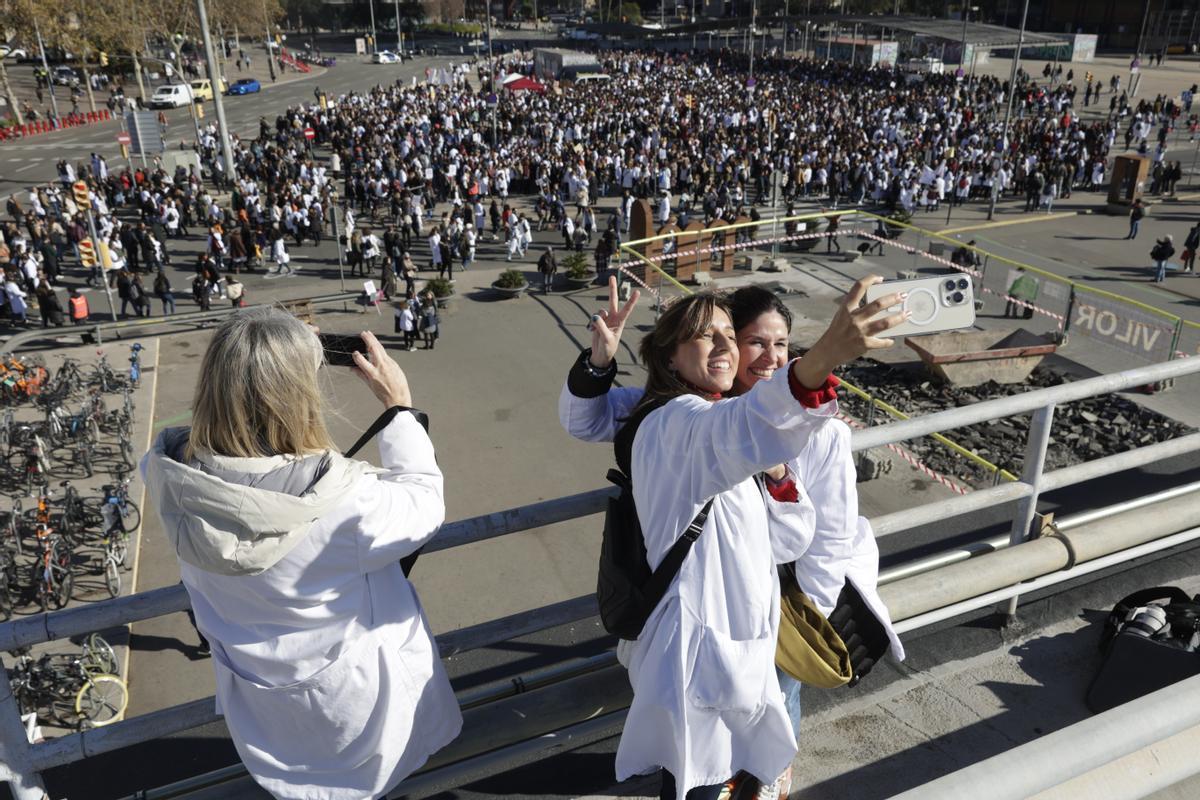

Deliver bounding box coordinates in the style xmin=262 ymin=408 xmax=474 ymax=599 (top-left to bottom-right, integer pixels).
xmin=562 ymin=252 xmax=594 ymax=288
xmin=424 ymin=277 xmax=455 ymax=308
xmin=491 ymin=268 xmax=528 ymax=297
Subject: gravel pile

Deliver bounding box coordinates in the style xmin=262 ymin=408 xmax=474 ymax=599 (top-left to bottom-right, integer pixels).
xmin=839 ymin=361 xmax=1193 ymax=487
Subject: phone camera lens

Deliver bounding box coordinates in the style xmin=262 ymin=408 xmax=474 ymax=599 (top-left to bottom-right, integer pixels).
xmin=951 ymin=291 xmax=965 ymax=304
xmin=957 ymin=278 xmax=969 ymax=290
xmin=944 ymin=280 xmax=956 ymax=291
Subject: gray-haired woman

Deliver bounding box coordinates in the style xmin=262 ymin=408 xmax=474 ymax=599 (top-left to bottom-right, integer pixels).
xmin=141 ymin=308 xmax=461 ymax=799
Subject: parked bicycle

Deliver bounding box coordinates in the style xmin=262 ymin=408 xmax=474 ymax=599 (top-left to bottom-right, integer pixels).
xmin=7 ymin=634 xmax=128 ymax=729
xmin=101 ymin=476 xmax=141 ymax=536
xmin=128 ymin=343 xmax=144 ymax=389
xmin=30 ymin=522 xmax=73 ymax=612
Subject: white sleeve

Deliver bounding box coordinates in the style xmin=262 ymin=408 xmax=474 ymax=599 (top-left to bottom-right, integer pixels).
xmin=791 ymin=421 xmax=862 ymax=615
xmin=557 ymin=383 xmax=643 ymax=443
xmin=354 ymin=413 xmax=445 ymax=573
xmin=632 ymin=366 xmax=837 ymax=510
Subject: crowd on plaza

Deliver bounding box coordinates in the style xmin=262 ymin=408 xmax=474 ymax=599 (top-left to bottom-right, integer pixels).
xmin=5 ymin=43 xmax=1200 ymax=333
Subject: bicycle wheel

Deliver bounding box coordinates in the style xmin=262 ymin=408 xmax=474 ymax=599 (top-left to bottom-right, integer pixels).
xmin=75 ymin=674 xmax=128 ymax=727
xmin=86 ymin=633 xmax=118 ymax=675
xmin=0 ymin=567 xmax=11 ymax=622
xmin=118 ymin=500 xmax=141 ymax=533
xmin=51 ymin=563 xmax=73 ymax=609
xmin=30 ymin=561 xmax=48 ymax=613
xmin=103 ymin=556 xmax=120 ymax=598
xmin=79 ymin=444 xmax=93 ymax=479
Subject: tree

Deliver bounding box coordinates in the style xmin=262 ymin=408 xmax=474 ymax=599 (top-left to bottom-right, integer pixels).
xmin=620 ymin=1 xmax=642 ymax=23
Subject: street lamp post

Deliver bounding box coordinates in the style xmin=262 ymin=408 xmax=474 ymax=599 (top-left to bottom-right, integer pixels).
xmin=262 ymin=0 xmax=277 ymax=81
xmin=749 ymin=0 xmax=756 ymax=79
xmin=394 ymin=0 xmax=403 ymax=53
xmin=196 ymin=0 xmax=239 ymax=187
xmin=485 ymin=3 xmax=497 ymax=145
xmin=368 ymin=0 xmax=379 ymax=54
xmin=987 ymin=0 xmax=1028 ymax=221
xmin=33 ymin=20 xmax=60 ymax=121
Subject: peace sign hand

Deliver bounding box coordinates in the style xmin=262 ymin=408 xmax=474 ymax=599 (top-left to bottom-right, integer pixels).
xmin=588 ymin=276 xmax=641 ymax=369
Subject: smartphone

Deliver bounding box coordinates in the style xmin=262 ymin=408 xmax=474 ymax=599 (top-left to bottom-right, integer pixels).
xmin=864 ymin=275 xmax=977 ymax=338
xmin=319 ymin=333 xmax=368 ymax=367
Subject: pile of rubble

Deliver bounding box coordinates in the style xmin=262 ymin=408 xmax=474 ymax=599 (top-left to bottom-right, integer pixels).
xmin=839 ymin=361 xmax=1193 ymax=487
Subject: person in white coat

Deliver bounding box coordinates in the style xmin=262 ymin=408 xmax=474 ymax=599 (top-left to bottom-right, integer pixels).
xmin=570 ymin=280 xmax=904 ymax=800
xmin=141 ymin=310 xmax=461 ymax=800
xmin=271 ymin=231 xmax=292 ymax=276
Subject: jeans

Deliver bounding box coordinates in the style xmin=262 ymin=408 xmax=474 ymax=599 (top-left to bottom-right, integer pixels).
xmin=160 ymin=295 xmax=176 ymax=315
xmin=776 ymin=666 xmax=803 ymax=738
xmin=1129 ymin=219 xmax=1141 ymax=239
xmin=542 ymin=271 xmax=554 ymax=293
xmin=1155 ymin=259 xmax=1168 ymax=282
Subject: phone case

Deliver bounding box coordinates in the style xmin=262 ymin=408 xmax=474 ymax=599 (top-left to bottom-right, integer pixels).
xmin=864 ymin=275 xmax=977 ymax=338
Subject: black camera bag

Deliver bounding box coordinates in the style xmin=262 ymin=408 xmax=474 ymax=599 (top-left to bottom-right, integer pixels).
xmin=1086 ymin=586 xmax=1200 ymax=713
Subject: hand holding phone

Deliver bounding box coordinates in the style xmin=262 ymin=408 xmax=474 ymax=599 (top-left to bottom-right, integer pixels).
xmin=864 ymin=275 xmax=976 ymax=338
xmin=319 ymin=333 xmax=370 ymax=367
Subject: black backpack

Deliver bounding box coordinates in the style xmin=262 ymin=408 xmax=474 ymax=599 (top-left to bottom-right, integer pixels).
xmin=597 ymin=401 xmax=713 ymax=640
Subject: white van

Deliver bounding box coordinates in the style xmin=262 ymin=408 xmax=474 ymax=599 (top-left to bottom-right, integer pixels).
xmin=149 ymin=84 xmax=194 ymax=109
xmin=903 ymin=57 xmax=945 ymax=75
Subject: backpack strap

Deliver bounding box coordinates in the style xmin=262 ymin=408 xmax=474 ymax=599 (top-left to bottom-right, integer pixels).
xmin=344 ymin=405 xmax=431 ymax=577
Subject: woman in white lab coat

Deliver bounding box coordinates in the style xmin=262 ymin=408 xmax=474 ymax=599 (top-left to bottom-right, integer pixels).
xmin=589 ymin=280 xmax=904 ymax=800
xmin=141 ymin=309 xmax=461 ymax=799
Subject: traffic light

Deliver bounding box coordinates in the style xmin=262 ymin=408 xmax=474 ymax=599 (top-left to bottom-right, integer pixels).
xmin=99 ymin=51 xmax=108 ymax=67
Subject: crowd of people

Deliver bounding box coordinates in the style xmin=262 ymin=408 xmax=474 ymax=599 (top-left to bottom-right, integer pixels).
xmin=6 ymin=42 xmax=1200 ymax=333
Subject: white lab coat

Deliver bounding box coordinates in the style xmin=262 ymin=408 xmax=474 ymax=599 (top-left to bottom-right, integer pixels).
xmin=611 ymin=370 xmax=838 ymax=797
xmin=559 ymin=378 xmax=903 ymax=649
xmin=141 ymin=415 xmax=462 ymax=800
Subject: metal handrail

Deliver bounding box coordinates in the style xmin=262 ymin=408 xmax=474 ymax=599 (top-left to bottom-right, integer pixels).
xmin=0 ymin=354 xmax=1198 ymax=797
xmin=888 ymin=673 xmax=1200 ymax=800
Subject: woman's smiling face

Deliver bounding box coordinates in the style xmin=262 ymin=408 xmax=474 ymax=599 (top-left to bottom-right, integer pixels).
xmin=669 ymin=307 xmax=738 ymax=396
xmin=734 ymin=310 xmax=791 ymax=393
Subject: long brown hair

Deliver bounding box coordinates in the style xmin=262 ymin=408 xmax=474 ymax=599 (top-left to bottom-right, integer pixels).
xmin=637 ymin=292 xmax=732 ymax=408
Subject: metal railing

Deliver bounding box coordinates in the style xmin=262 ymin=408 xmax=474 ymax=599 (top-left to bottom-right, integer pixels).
xmin=1 ymin=355 xmax=1199 ymax=799
xmin=889 ymin=673 xmax=1200 ymax=800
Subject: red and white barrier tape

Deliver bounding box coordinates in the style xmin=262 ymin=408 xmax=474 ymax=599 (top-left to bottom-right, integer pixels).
xmin=837 ymin=411 xmax=970 ymax=495
xmin=636 ymin=228 xmax=855 ymax=265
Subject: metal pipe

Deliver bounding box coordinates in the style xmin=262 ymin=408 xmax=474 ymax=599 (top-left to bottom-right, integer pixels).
xmin=872 ymin=434 xmax=1200 ymax=539
xmin=34 ymin=20 xmax=60 ymax=122
xmin=888 ymin=655 xmax=1200 ymax=800
xmin=1003 ymin=403 xmax=1055 ymax=617
xmin=1041 ymin=433 xmax=1200 ymax=492
xmin=892 ymin=526 xmax=1200 ymax=636
xmin=389 ymin=709 xmax=628 ymax=799
xmin=850 ymin=355 xmax=1200 ymax=453
xmin=882 ymin=493 xmax=1200 ymax=623
xmin=196 ymin=0 xmax=239 ymax=186
xmin=987 ymin=0 xmax=1027 ymax=220
xmin=1057 ymin=480 xmax=1200 ymax=531
xmin=455 ymin=651 xmax=618 ymax=711
xmin=879 ymin=480 xmax=1200 ymax=585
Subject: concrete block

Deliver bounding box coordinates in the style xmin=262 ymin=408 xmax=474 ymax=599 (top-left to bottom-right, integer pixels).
xmin=692 ymin=271 xmax=712 ymax=286
xmin=840 ymin=252 xmax=862 ymax=263
xmin=898 ymin=270 xmax=919 ymax=280
xmin=760 ymin=258 xmax=789 ymax=273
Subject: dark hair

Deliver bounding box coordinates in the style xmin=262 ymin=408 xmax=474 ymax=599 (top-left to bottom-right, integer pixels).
xmin=637 ymin=292 xmax=733 ymax=407
xmin=728 ymin=285 xmax=793 ymax=334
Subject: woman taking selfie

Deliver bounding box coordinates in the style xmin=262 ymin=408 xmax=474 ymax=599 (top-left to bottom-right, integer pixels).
xmin=141 ymin=308 xmax=461 ymax=799
xmin=564 ymin=278 xmax=907 ymax=796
